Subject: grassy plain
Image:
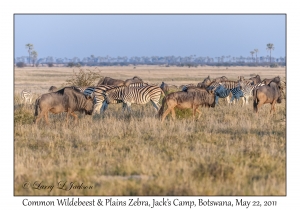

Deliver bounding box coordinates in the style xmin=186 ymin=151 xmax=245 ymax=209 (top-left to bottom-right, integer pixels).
xmin=14 ymin=65 xmax=286 ymax=195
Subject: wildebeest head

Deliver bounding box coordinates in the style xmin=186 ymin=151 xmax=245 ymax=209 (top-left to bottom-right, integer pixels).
xmin=197 ymin=76 xmax=211 ymax=88
xmin=207 ymin=89 xmax=216 ymax=107
xmin=84 ymin=95 xmax=94 ymax=115
xmin=48 ymin=86 xmax=58 ymax=92
xmin=249 ymin=75 xmax=261 ymax=84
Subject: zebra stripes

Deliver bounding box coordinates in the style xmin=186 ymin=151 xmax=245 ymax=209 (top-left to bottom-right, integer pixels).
xmin=238 ymin=81 xmax=265 ymax=106
xmin=21 ymin=89 xmax=32 ymax=104
xmin=214 ymin=81 xmax=243 ymax=105
xmin=83 ymin=83 xmax=149 ymax=114
xmin=103 ymin=85 xmax=164 ymax=112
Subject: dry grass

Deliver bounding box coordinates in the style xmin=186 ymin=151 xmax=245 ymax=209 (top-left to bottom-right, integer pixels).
xmin=14 ymin=66 xmax=286 ymax=196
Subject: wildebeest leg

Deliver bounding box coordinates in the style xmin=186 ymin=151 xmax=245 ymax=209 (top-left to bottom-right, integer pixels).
xmin=70 ymin=112 xmax=78 ymax=123
xmin=44 ymin=112 xmax=49 ymax=125
xmin=161 ymin=107 xmax=173 ymax=122
xmin=196 ymin=109 xmax=202 ymax=119
xmin=35 ymin=110 xmax=46 ymax=124
xmin=256 ymin=101 xmax=264 ymax=114
xmin=270 ymin=101 xmax=276 ymax=114
xmin=171 ymin=108 xmax=176 ymax=120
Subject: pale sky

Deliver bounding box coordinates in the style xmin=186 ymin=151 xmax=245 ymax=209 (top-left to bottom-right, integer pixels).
xmin=14 ymin=14 xmax=285 ymax=59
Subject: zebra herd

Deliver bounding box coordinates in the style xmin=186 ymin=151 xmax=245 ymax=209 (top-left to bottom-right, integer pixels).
xmin=19 ymin=74 xmax=285 ymax=122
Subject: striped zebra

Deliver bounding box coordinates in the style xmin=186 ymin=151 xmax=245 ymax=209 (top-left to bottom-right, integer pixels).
xmin=214 ymin=81 xmax=244 ymax=105
xmin=20 ymin=89 xmax=33 ymax=104
xmin=102 ymin=85 xmax=165 ymax=113
xmin=238 ymin=80 xmax=265 ymax=106
xmin=84 ymin=83 xmax=149 ymax=114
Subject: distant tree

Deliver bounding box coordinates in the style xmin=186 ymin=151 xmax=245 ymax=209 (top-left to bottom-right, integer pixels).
xmin=254 ymin=49 xmax=259 ymax=63
xmin=25 ymin=43 xmax=34 ymax=65
xmin=250 ymin=51 xmax=255 ymax=62
xmin=16 ymin=62 xmax=26 ymax=68
xmin=266 ymin=43 xmax=275 ymax=64
xmin=31 ymin=50 xmax=38 ymax=67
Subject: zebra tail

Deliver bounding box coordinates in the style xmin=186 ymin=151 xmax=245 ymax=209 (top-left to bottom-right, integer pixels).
xmin=34 ymin=97 xmax=40 ymax=117
xmin=158 ymin=96 xmax=166 ymax=119
xmin=253 ymin=88 xmax=258 ymax=113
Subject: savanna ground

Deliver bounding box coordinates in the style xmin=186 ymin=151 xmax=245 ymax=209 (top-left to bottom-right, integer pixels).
xmin=14 ymin=65 xmax=286 ymax=195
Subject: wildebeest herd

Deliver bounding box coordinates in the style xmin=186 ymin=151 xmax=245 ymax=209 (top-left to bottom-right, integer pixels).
xmin=20 ymin=74 xmax=285 ymax=125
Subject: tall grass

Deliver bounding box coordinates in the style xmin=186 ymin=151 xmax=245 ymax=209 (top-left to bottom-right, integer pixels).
xmin=14 ymin=94 xmax=286 ymax=196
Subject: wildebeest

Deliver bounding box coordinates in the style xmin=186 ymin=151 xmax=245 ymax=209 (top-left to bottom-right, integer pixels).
xmin=158 ymin=89 xmax=215 ymax=122
xmin=124 ymin=76 xmax=144 ymax=86
xmin=261 ymin=77 xmax=275 ymax=85
xmin=34 ymin=87 xmax=94 ymax=124
xmin=48 ymin=86 xmax=58 ymax=92
xmin=249 ymin=75 xmax=262 ymax=85
xmin=197 ymin=76 xmax=211 ymax=88
xmin=180 ymin=84 xmax=196 ymax=91
xmin=182 ymin=86 xmax=215 ymax=107
xmin=97 ymin=77 xmax=125 ymax=86
xmin=253 ymin=76 xmax=282 ymax=114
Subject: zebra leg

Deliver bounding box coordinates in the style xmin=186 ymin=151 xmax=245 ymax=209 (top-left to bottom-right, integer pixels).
xmin=215 ymin=96 xmax=219 ymax=105
xmin=124 ymin=102 xmax=131 ymax=113
xmin=150 ymin=100 xmax=160 ymax=112
xmin=99 ymin=102 xmax=106 ymax=114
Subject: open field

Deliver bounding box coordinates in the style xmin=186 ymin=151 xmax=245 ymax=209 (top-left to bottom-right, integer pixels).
xmin=14 ymin=66 xmax=286 ymax=195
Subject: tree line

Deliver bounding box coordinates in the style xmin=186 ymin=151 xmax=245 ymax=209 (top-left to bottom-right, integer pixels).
xmin=15 ymin=43 xmax=285 ymax=68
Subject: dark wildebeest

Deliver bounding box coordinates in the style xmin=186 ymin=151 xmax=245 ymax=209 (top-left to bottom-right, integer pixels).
xmin=249 ymin=75 xmax=262 ymax=85
xmin=158 ymin=89 xmax=215 ymax=122
xmin=124 ymin=76 xmax=144 ymax=86
xmin=97 ymin=77 xmax=125 ymax=86
xmin=197 ymin=76 xmax=211 ymax=88
xmin=48 ymin=86 xmax=58 ymax=92
xmin=182 ymin=86 xmax=215 ymax=107
xmin=253 ymin=76 xmax=283 ymax=114
xmin=34 ymin=87 xmax=94 ymax=124
xmin=160 ymin=81 xmax=169 ymax=94
xmin=261 ymin=77 xmax=275 ymax=85
xmin=197 ymin=75 xmax=228 ymax=88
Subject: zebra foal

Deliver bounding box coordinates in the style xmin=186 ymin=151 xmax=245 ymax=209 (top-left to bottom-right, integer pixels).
xmin=20 ymin=89 xmax=33 ymax=104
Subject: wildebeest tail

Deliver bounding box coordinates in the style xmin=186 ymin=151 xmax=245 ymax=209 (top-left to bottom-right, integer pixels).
xmin=158 ymin=96 xmax=166 ymax=118
xmin=253 ymin=88 xmax=258 ymax=112
xmin=34 ymin=96 xmax=40 ymax=117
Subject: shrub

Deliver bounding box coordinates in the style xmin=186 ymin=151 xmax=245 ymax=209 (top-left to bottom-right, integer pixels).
xmin=47 ymin=63 xmax=54 ymax=67
xmin=67 ymin=62 xmax=75 ymax=67
xmin=270 ymin=63 xmax=279 ymax=68
xmin=16 ymin=62 xmax=26 ymax=68
xmin=64 ymin=68 xmax=103 ymax=87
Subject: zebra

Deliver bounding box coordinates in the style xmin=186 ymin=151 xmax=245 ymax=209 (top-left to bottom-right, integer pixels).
xmin=102 ymin=85 xmax=165 ymax=113
xmin=20 ymin=89 xmax=33 ymax=104
xmin=214 ymin=81 xmax=244 ymax=105
xmin=238 ymin=80 xmax=265 ymax=106
xmin=84 ymin=83 xmax=149 ymax=114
